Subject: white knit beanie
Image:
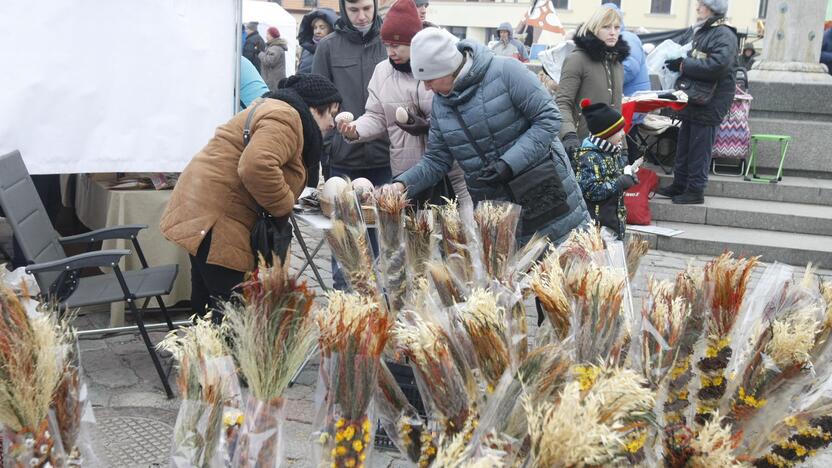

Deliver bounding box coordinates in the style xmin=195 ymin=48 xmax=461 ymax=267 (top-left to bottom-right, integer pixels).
xmin=701 ymin=0 xmax=728 ymax=15
xmin=411 ymin=28 xmax=464 ymax=81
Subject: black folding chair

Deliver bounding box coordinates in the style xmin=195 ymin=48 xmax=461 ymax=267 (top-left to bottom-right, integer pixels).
xmin=0 ymin=151 xmax=178 ymax=398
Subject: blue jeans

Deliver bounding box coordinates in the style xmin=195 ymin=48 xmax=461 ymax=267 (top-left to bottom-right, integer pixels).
xmin=329 ymin=166 xmax=392 ymax=290
xmin=672 ymin=121 xmax=718 ymax=193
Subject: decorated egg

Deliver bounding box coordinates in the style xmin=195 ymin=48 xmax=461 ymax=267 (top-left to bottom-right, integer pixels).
xmin=395 ymin=107 xmax=409 ymax=124
xmin=321 ymin=177 xmax=349 ymax=202
xmin=334 ymin=112 xmax=354 ymax=124
xmin=351 ymin=177 xmax=375 ymax=195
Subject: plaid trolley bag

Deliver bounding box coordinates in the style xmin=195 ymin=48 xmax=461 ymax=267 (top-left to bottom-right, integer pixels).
xmin=711 ymin=70 xmax=753 ymax=176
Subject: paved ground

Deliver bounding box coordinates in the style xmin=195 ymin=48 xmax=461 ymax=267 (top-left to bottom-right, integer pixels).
xmin=72 ymin=222 xmax=832 ymax=467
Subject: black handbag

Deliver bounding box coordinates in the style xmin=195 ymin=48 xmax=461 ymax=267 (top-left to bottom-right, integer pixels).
xmin=451 ymin=106 xmax=569 ymax=237
xmin=243 ymin=101 xmax=294 ymax=267
xmin=675 ymin=77 xmax=717 ymax=106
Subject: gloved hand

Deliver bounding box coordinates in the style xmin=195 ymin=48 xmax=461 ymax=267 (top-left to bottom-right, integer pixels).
xmin=562 ymin=132 xmax=580 ymax=156
xmin=665 ymin=57 xmax=683 ymax=72
xmin=394 ymin=110 xmax=430 ymax=136
xmin=616 ymin=174 xmax=638 ymax=191
xmin=476 ymin=160 xmax=513 ymax=185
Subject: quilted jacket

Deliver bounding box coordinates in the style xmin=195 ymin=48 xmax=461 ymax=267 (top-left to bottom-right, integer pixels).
xmin=351 ymin=59 xmax=471 ymax=210
xmin=395 ymin=41 xmax=589 ymax=244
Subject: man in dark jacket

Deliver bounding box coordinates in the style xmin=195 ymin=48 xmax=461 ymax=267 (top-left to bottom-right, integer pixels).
xmin=313 ymin=0 xmax=391 ymax=290
xmin=386 ymin=28 xmax=589 ymax=245
xmin=312 ymin=0 xmax=391 ymax=184
xmin=659 ymin=0 xmax=737 ymax=205
xmin=243 ymin=22 xmax=267 ymax=73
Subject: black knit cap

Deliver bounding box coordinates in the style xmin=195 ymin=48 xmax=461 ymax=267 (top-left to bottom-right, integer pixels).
xmin=277 ymin=73 xmax=342 ymax=108
xmin=581 ymin=99 xmax=625 ymax=139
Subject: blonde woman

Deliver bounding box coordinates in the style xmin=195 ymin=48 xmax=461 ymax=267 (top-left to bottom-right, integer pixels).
xmin=556 ymin=7 xmax=629 ymax=157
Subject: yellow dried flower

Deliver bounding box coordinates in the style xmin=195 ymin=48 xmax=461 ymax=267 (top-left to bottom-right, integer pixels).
xmin=352 ymin=439 xmax=364 ymax=453
xmin=738 ymin=387 xmax=767 ymax=409
xmin=624 ymin=431 xmax=648 ymax=453
xmin=336 ymin=445 xmax=348 ymax=456
xmin=344 ymin=425 xmax=356 ymax=441
xmin=574 ymin=365 xmax=601 ymax=391
xmin=335 ymin=418 xmax=345 ymax=428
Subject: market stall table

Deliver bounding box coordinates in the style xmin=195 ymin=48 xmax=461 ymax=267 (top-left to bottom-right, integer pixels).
xmin=74 ymin=174 xmax=190 ymax=326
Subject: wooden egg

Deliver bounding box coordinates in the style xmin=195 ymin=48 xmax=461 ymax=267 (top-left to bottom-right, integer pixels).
xmin=395 ymin=107 xmax=409 ymax=124
xmin=321 ymin=177 xmax=349 ymax=202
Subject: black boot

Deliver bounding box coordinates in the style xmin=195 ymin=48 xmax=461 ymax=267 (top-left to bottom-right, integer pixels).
xmin=672 ymin=190 xmax=704 ymax=205
xmin=656 ymin=184 xmax=685 ymax=198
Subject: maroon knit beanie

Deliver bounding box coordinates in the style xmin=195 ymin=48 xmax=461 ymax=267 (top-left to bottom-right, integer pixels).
xmin=267 ymin=26 xmax=280 ymax=39
xmin=381 ymin=0 xmax=422 ymax=46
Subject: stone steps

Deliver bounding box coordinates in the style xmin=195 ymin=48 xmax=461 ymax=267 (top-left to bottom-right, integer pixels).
xmin=638 ymin=222 xmax=832 ymax=267
xmin=639 ymin=167 xmax=832 ymax=266
xmin=655 ymin=171 xmax=832 ymax=206
xmin=649 ymin=196 xmax=832 ymax=236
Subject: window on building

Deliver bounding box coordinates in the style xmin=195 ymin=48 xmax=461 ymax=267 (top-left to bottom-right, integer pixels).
xmin=650 ymin=0 xmax=671 ymax=14
xmin=553 ymin=0 xmax=569 ymax=9
xmin=304 ymin=0 xmax=317 ymax=7
xmin=604 ymin=0 xmax=621 ymax=6
xmin=485 ymin=27 xmax=498 ymax=43
xmin=758 ymin=0 xmax=768 ymax=18
xmin=447 ymin=26 xmax=467 ymax=40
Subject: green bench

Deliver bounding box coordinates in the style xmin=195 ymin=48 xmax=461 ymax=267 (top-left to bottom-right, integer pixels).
xmin=744 ymin=134 xmax=791 ymax=184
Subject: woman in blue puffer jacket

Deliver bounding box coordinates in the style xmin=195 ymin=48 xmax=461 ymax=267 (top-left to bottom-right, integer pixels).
xmin=386 ymin=28 xmax=589 ymax=245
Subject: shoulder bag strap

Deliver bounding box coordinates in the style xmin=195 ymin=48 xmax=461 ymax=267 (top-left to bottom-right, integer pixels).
xmin=449 ymin=105 xmax=490 ymax=166
xmin=243 ymin=99 xmax=267 ymax=147
xmin=241 ymin=99 xmax=272 ymax=218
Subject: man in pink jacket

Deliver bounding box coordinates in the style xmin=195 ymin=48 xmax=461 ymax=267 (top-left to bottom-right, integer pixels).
xmin=338 ymin=0 xmax=471 ymax=213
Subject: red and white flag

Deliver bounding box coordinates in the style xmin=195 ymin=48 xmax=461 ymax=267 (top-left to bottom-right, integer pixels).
xmin=524 ymin=0 xmax=565 ymax=34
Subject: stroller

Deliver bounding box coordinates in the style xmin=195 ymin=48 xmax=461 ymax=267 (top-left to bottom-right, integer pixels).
xmin=711 ymin=68 xmax=753 ymax=176
xmin=629 ymin=113 xmax=681 ymax=174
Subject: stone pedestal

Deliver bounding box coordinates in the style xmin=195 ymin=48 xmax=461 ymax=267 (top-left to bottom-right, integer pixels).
xmin=747 ymin=0 xmax=832 ymax=178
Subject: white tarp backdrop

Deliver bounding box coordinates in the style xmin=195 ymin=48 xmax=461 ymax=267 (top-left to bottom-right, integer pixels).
xmin=0 ymin=0 xmax=239 ymax=174
xmin=243 ymin=0 xmax=298 ymax=76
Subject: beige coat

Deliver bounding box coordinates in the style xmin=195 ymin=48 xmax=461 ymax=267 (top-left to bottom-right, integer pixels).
xmin=160 ymin=99 xmax=306 ymax=272
xmin=352 ymin=60 xmax=471 ymax=210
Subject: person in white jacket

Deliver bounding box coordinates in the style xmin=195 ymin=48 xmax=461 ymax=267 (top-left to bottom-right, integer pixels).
xmin=338 ymin=0 xmax=471 ymax=214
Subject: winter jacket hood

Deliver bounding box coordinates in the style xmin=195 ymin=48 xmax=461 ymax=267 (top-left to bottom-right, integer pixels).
xmin=395 ymin=40 xmax=590 ymax=244
xmin=298 ymin=8 xmax=338 ymax=52
xmin=334 ymin=0 xmax=383 ymax=44
xmin=573 ymin=30 xmax=630 ymax=64
xmin=267 ymin=38 xmax=288 ymax=50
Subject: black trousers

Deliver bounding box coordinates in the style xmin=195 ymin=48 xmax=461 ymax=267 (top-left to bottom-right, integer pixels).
xmin=672 ymin=121 xmax=718 ymax=193
xmin=189 ymin=230 xmax=245 ymax=323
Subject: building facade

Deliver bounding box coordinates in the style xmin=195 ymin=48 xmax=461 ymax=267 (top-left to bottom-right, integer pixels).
xmin=426 ymin=0 xmax=767 ymax=44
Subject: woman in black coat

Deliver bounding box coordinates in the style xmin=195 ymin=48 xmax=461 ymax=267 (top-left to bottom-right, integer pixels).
xmin=657 ymin=0 xmax=737 ymax=205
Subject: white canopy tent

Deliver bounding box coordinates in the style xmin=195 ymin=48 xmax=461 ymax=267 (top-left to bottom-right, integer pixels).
xmin=243 ymin=0 xmax=298 ymax=76
xmin=0 ymin=0 xmax=240 ymax=174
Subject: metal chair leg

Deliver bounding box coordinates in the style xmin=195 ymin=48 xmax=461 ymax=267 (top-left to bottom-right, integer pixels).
xmin=289 ymin=343 xmax=319 ymax=388
xmin=155 ymin=295 xmax=176 ymax=331
xmin=290 ymin=215 xmax=329 ymax=290
xmin=128 ymin=298 xmax=174 ymax=399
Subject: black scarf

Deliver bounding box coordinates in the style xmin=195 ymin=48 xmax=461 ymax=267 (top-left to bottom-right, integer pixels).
xmin=390 ymin=59 xmax=412 ymax=74
xmin=268 ymin=89 xmax=323 ymax=188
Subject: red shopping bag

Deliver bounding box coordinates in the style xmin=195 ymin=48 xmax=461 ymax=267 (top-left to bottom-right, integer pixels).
xmin=624 ymin=168 xmax=658 ymax=225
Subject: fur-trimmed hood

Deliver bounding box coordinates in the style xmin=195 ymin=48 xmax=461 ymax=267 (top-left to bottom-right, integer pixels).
xmin=573 ymin=30 xmax=630 ymax=63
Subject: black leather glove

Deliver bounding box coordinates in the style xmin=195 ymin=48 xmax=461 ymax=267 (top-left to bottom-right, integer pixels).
xmin=665 ymin=57 xmax=683 ymax=72
xmin=476 ymin=160 xmax=513 ymax=185
xmin=562 ymin=132 xmax=580 ymax=156
xmin=616 ymin=174 xmax=638 ymax=191
xmin=394 ymin=110 xmax=430 ymax=136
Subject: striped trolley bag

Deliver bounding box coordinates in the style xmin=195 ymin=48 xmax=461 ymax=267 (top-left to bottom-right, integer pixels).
xmin=711 ymin=69 xmax=753 ymax=176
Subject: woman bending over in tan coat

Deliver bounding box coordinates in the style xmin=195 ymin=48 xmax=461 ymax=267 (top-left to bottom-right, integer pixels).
xmin=160 ymin=74 xmax=342 ymax=321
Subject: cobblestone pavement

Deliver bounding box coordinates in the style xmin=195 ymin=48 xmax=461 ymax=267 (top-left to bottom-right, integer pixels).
xmin=77 ymin=222 xmax=832 ymax=467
